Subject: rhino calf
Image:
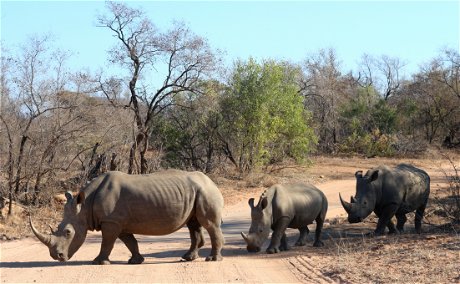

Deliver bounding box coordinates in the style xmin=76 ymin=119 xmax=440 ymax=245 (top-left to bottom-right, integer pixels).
xmin=340 ymin=164 xmax=430 ymax=235
xmin=31 ymin=170 xmax=224 ymax=264
xmin=241 ymin=183 xmax=328 ymax=254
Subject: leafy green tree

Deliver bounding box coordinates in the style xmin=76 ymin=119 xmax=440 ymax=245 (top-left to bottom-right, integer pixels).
xmin=220 ymin=59 xmax=317 ymax=172
xmin=339 ymin=86 xmax=397 ymax=156
xmin=150 ymin=80 xmax=223 ymax=173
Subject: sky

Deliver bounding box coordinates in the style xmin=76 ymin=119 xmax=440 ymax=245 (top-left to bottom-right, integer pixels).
xmin=1 ymin=1 xmax=459 ymax=78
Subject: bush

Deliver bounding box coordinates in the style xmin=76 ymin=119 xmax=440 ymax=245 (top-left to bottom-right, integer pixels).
xmin=339 ymin=128 xmax=395 ymax=157
xmin=433 ymin=156 xmax=460 ymax=224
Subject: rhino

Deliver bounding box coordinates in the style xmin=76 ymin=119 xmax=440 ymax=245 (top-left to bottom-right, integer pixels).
xmin=340 ymin=164 xmax=430 ymax=235
xmin=30 ymin=170 xmax=225 ymax=265
xmin=241 ymin=183 xmax=328 ymax=254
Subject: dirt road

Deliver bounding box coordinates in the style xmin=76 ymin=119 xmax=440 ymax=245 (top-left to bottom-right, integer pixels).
xmin=1 ymin=178 xmax=356 ymax=283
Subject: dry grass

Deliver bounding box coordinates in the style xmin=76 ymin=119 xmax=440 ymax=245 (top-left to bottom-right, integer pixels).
xmin=314 ymin=232 xmax=460 ymax=283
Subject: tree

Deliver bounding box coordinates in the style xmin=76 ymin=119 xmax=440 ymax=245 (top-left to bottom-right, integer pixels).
xmin=0 ymin=35 xmax=135 ymax=213
xmin=220 ymin=58 xmax=317 ymax=173
xmin=151 ymin=80 xmax=224 ymax=173
xmin=339 ymin=86 xmax=397 ymax=156
xmin=358 ymin=54 xmax=406 ymax=101
xmin=301 ymin=48 xmax=350 ymax=153
xmin=438 ymin=48 xmax=460 ymax=100
xmin=0 ymin=36 xmax=81 ymax=211
xmin=398 ymin=60 xmax=460 ymax=145
xmin=98 ymin=2 xmax=220 ymax=174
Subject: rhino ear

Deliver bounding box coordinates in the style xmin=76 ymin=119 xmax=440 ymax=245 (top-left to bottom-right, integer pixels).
xmin=65 ymin=192 xmax=73 ymax=203
xmin=260 ymin=197 xmax=268 ymax=210
xmin=369 ymin=170 xmax=379 ymax=182
xmin=248 ymin=198 xmax=255 ymax=209
xmin=76 ymin=191 xmax=85 ymax=205
xmin=355 ymin=171 xmax=363 ymax=179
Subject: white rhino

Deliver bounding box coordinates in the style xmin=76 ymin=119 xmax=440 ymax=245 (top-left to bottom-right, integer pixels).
xmin=340 ymin=164 xmax=430 ymax=235
xmin=31 ymin=170 xmax=225 ymax=264
xmin=242 ymin=183 xmax=328 ymax=254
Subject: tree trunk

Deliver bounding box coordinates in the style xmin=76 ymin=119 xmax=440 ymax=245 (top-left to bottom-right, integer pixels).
xmin=128 ymin=144 xmax=136 ymax=174
xmin=139 ymin=132 xmax=149 ymax=174
xmin=33 ymin=172 xmax=43 ymax=206
xmin=109 ymin=153 xmax=118 ymax=171
xmin=14 ymin=135 xmax=28 ymax=195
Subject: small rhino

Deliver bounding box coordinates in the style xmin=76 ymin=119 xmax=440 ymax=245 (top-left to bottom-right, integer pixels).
xmin=241 ymin=183 xmax=328 ymax=254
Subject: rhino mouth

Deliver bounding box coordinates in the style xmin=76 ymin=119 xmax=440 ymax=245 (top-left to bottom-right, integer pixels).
xmin=57 ymin=255 xmax=68 ymax=262
xmin=51 ymin=252 xmax=68 ymax=262
xmin=246 ymin=245 xmax=261 ymax=253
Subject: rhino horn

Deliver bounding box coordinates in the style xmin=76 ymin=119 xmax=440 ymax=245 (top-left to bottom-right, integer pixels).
xmin=241 ymin=232 xmax=249 ymax=244
xmin=351 ymin=196 xmax=357 ymax=203
xmin=339 ymin=193 xmax=352 ymax=214
xmin=48 ymin=224 xmax=56 ymax=235
xmin=29 ymin=216 xmax=54 ymax=248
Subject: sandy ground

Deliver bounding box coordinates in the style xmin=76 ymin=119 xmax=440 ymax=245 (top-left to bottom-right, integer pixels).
xmin=1 ymin=155 xmax=458 ymax=283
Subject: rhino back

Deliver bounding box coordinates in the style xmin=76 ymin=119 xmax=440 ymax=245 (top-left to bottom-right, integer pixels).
xmin=272 ymin=184 xmax=326 ymax=228
xmin=86 ymin=171 xmax=219 ymax=235
xmin=378 ymin=164 xmax=430 ymax=210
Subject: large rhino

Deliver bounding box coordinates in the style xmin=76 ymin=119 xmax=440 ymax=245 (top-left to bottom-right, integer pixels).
xmin=241 ymin=183 xmax=328 ymax=254
xmin=340 ymin=164 xmax=430 ymax=235
xmin=30 ymin=170 xmax=225 ymax=265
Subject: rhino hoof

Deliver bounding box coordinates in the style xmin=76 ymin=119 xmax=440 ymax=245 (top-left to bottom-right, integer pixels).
xmin=295 ymin=241 xmax=306 ymax=246
xmin=182 ymin=252 xmax=199 ymax=261
xmin=205 ymin=255 xmax=223 ymax=261
xmin=279 ymin=245 xmax=290 ymax=251
xmin=313 ymin=240 xmax=324 ymax=247
xmin=92 ymin=258 xmax=111 ymax=265
xmin=266 ymin=247 xmax=280 ymax=254
xmin=128 ymin=255 xmax=145 ymax=264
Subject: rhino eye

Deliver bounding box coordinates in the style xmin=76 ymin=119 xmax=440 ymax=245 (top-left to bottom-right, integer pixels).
xmin=64 ymin=229 xmax=72 ymax=238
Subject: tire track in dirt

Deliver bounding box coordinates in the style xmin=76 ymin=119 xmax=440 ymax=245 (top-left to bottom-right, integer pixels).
xmin=287 ymin=256 xmax=336 ymax=283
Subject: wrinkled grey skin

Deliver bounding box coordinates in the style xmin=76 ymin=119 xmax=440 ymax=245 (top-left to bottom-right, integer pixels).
xmin=340 ymin=164 xmax=430 ymax=235
xmin=241 ymin=183 xmax=328 ymax=254
xmin=30 ymin=170 xmax=225 ymax=265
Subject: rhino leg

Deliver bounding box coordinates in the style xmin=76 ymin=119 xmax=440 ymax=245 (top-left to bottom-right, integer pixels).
xmin=279 ymin=233 xmax=290 ymax=251
xmin=313 ymin=216 xmax=324 ymax=247
xmin=118 ymin=233 xmax=144 ymax=264
xmin=93 ymin=222 xmax=121 ymax=265
xmin=395 ymin=213 xmax=407 ymax=233
xmin=386 ymin=219 xmax=398 ymax=234
xmin=374 ymin=203 xmax=399 ymax=236
xmin=195 ymin=196 xmax=224 ymax=261
xmin=267 ymin=217 xmax=290 ymax=254
xmin=414 ymin=202 xmax=427 ymax=234
xmin=295 ymin=227 xmax=309 ymax=246
xmin=182 ymin=217 xmax=205 ymax=261
xmin=203 ymin=224 xmax=224 ymax=261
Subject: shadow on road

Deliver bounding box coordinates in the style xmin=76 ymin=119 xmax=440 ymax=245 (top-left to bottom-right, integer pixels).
xmin=0 ymin=260 xmax=93 ymax=268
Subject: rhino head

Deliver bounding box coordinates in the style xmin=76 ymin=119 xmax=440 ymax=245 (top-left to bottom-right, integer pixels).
xmin=340 ymin=170 xmax=379 ymax=223
xmin=30 ymin=191 xmax=87 ymax=262
xmin=241 ymin=196 xmax=271 ymax=253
